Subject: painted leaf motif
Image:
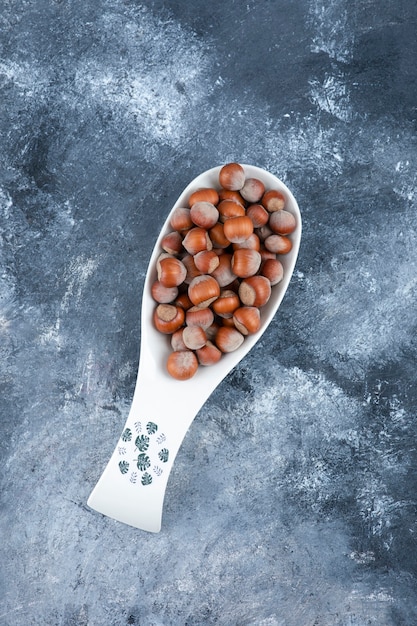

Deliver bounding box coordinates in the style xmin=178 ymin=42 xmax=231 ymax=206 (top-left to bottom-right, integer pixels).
xmin=118 ymin=460 xmax=129 ymax=474
xmin=136 ymin=454 xmax=151 ymax=471
xmin=146 ymin=421 xmax=158 ymax=435
xmin=121 ymin=428 xmax=132 ymax=442
xmin=135 ymin=434 xmax=150 ymax=452
xmin=141 ymin=472 xmax=153 ymax=486
xmin=158 ymin=448 xmax=169 ymax=463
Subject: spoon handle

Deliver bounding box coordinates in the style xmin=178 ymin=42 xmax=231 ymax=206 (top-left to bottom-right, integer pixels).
xmin=87 ymin=360 xmax=206 ymax=532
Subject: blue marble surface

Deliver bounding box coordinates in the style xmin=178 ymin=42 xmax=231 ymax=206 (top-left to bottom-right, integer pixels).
xmin=1 ymin=0 xmax=417 ymax=624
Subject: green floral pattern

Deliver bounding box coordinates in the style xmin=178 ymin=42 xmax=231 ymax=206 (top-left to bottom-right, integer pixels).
xmin=117 ymin=420 xmax=169 ymax=486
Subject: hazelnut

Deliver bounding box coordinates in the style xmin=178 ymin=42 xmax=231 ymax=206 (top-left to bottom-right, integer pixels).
xmin=190 ymin=201 xmax=219 ymax=229
xmin=157 ymin=257 xmax=187 ymax=288
xmin=211 ymin=289 xmax=241 ymax=318
xmin=215 ymin=326 xmax=244 ymax=353
xmin=170 ymin=207 xmax=193 ymax=231
xmin=182 ymin=325 xmax=207 ymax=350
xmin=218 ymin=188 xmax=246 ymax=206
xmin=161 ymin=231 xmax=183 ymax=255
xmin=171 ymin=328 xmax=187 ymax=351
xmin=261 ymin=189 xmax=286 ymax=212
xmin=223 ymin=216 xmax=254 ymax=244
xmin=255 ymin=225 xmax=274 ymax=241
xmin=205 ymin=321 xmax=221 ymax=341
xmin=268 ymin=210 xmax=297 ymax=235
xmin=264 ymin=234 xmax=292 ymax=254
xmin=238 ymin=275 xmax=271 ymax=307
xmin=175 ymin=292 xmax=193 ymax=310
xmin=166 ymin=350 xmax=198 ymax=380
xmin=221 ymin=316 xmax=236 ymax=327
xmin=219 ymin=162 xmax=246 ymax=190
xmin=209 ymin=222 xmax=232 ymax=248
xmin=246 ymin=203 xmax=269 ymax=228
xmin=233 ymin=306 xmax=261 ymax=335
xmin=182 ymin=227 xmax=213 ymax=255
xmin=151 ymin=280 xmax=179 ymax=304
xmin=259 ymin=247 xmax=277 ymax=262
xmin=196 ymin=341 xmax=222 ymax=366
xmin=260 ymin=258 xmax=284 ymax=285
xmin=232 ymin=233 xmax=260 ymax=251
xmin=188 ymin=274 xmax=221 ymax=308
xmin=188 ymin=187 xmax=219 ymax=207
xmin=231 ymin=248 xmax=261 ymax=278
xmin=240 ymin=177 xmax=265 ymax=203
xmin=211 ymin=253 xmax=236 ymax=287
xmin=153 ymin=304 xmax=185 ymax=334
xmin=181 ymin=254 xmax=202 ymax=284
xmin=193 ymin=249 xmax=220 ymax=274
xmin=185 ymin=306 xmax=214 ymax=329
xmin=217 ymin=199 xmax=246 ymax=222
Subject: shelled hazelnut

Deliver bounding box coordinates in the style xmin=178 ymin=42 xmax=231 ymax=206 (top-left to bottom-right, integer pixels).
xmin=150 ymin=163 xmax=297 ymax=380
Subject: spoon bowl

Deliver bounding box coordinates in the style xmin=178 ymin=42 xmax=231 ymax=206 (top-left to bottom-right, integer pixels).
xmin=87 ymin=164 xmax=302 ymax=532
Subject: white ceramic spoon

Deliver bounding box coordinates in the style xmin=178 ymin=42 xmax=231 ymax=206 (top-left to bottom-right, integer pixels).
xmin=87 ymin=164 xmax=302 ymax=532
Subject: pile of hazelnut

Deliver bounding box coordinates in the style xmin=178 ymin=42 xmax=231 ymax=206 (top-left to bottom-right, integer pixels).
xmin=151 ymin=163 xmax=297 ymax=380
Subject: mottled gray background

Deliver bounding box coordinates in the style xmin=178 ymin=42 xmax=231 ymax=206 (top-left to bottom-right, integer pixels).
xmin=1 ymin=0 xmax=417 ymax=624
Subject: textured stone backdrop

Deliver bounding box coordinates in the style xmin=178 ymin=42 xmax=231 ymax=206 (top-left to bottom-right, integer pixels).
xmin=1 ymin=0 xmax=417 ymax=624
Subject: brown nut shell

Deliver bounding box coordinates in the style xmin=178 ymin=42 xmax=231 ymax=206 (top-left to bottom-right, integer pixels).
xmin=182 ymin=325 xmax=207 ymax=350
xmin=181 ymin=254 xmax=202 ymax=284
xmin=166 ymin=350 xmax=198 ymax=380
xmin=264 ymin=234 xmax=293 ymax=254
xmin=238 ymin=275 xmax=272 ymax=307
xmin=188 ymin=274 xmax=221 ymax=308
xmin=231 ymin=248 xmax=261 ymax=278
xmin=240 ymin=178 xmax=265 ymax=203
xmin=171 ymin=328 xmax=187 ymax=351
xmin=157 ymin=257 xmax=187 ymax=288
xmin=261 ymin=189 xmax=286 ymax=212
xmin=260 ymin=258 xmax=284 ymax=285
xmin=175 ymin=292 xmax=193 ymax=310
xmin=211 ymin=289 xmax=241 ymax=318
xmin=223 ymin=216 xmax=254 ymax=244
xmin=218 ymin=188 xmax=246 ymax=207
xmin=182 ymin=227 xmax=213 ymax=255
xmin=232 ymin=233 xmax=260 ymax=251
xmin=259 ymin=247 xmax=277 ymax=263
xmin=255 ymin=225 xmax=274 ymax=241
xmin=215 ymin=326 xmax=244 ymax=353
xmin=217 ymin=199 xmax=246 ymax=222
xmin=153 ymin=304 xmax=185 ymax=334
xmin=193 ymin=249 xmax=220 ymax=274
xmin=170 ymin=207 xmax=193 ymax=231
xmin=185 ymin=306 xmax=214 ymax=329
xmin=188 ymin=187 xmax=219 ymax=207
xmin=209 ymin=222 xmax=231 ymax=248
xmin=268 ymin=209 xmax=297 ymax=235
xmin=219 ymin=162 xmax=246 ymax=191
xmin=161 ymin=231 xmax=183 ymax=255
xmin=233 ymin=306 xmax=261 ymax=335
xmin=196 ymin=341 xmax=222 ymax=366
xmin=151 ymin=280 xmax=179 ymax=304
xmin=211 ymin=253 xmax=237 ymax=287
xmin=246 ymin=203 xmax=269 ymax=228
xmin=190 ymin=202 xmax=219 ymax=229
